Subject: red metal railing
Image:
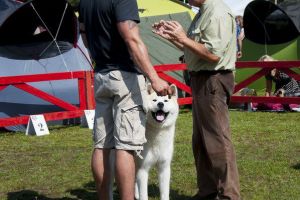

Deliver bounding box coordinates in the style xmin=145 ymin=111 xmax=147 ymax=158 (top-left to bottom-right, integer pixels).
xmin=0 ymin=71 xmax=94 ymax=127
xmin=0 ymin=60 xmax=299 ymax=128
xmin=154 ymin=63 xmax=192 ymax=105
xmin=232 ymin=61 xmax=300 ymax=104
xmin=154 ymin=61 xmax=300 ymax=105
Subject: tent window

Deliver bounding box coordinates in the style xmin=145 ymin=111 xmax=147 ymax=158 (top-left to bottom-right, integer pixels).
xmin=0 ymin=0 xmax=78 ymax=60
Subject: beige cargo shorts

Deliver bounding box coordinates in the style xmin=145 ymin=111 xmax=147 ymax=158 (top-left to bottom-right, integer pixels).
xmin=93 ymin=70 xmax=148 ymax=151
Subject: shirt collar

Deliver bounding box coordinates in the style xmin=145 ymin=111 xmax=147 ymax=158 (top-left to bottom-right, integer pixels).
xmin=200 ymin=0 xmax=217 ymax=13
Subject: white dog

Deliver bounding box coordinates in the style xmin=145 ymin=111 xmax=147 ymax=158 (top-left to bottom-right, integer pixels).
xmin=135 ymin=84 xmax=179 ymax=200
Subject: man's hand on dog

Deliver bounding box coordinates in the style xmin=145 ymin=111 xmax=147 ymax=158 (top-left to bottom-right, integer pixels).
xmin=151 ymin=78 xmax=172 ymax=96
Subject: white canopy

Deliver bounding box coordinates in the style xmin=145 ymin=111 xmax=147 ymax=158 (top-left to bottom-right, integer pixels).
xmin=223 ymin=0 xmax=253 ymax=16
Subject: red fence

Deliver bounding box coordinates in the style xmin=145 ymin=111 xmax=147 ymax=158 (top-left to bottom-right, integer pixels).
xmin=0 ymin=60 xmax=299 ymax=128
xmin=232 ymin=61 xmax=300 ymax=104
xmin=0 ymin=71 xmax=94 ymax=127
xmin=154 ymin=61 xmax=300 ymax=105
xmin=155 ymin=63 xmax=192 ymax=105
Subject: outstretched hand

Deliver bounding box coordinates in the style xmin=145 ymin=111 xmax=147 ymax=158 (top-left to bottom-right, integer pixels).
xmin=152 ymin=20 xmax=173 ymax=40
xmin=152 ymin=20 xmax=187 ymax=44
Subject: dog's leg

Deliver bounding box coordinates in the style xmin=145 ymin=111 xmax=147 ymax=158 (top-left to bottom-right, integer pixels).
xmin=158 ymin=161 xmax=171 ymax=200
xmin=134 ymin=180 xmax=139 ymax=200
xmin=136 ymin=167 xmax=150 ymax=200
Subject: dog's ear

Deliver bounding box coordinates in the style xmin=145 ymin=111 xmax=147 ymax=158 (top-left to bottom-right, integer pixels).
xmin=147 ymin=83 xmax=154 ymax=94
xmin=169 ymin=84 xmax=178 ymax=98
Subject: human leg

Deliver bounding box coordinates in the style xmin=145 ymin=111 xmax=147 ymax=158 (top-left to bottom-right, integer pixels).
xmin=91 ymin=148 xmax=113 ymax=200
xmin=110 ymin=71 xmax=147 ymax=200
xmin=92 ymin=72 xmax=116 ymax=200
xmin=115 ymin=149 xmax=136 ymax=200
xmin=191 ymin=75 xmax=219 ymax=198
xmin=191 ymin=72 xmax=240 ymax=200
xmin=214 ymin=73 xmax=240 ymax=199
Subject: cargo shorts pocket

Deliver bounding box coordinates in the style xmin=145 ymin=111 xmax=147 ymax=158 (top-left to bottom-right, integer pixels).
xmin=119 ymin=105 xmax=147 ymax=145
xmin=109 ymin=70 xmax=131 ymax=81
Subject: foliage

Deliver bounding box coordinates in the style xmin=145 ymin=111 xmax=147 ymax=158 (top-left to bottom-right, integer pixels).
xmin=0 ymin=110 xmax=299 ymax=199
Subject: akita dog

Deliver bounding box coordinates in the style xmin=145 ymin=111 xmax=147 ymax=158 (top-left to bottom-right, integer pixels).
xmin=135 ymin=84 xmax=179 ymax=200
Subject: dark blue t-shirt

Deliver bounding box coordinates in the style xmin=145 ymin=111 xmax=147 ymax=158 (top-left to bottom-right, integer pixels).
xmin=79 ymin=0 xmax=140 ymax=73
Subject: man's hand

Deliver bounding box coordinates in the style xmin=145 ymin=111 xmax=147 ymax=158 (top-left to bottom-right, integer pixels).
xmin=160 ymin=21 xmax=188 ymax=44
xmin=152 ymin=20 xmax=185 ymax=50
xmin=150 ymin=77 xmax=171 ymax=96
xmin=152 ymin=20 xmax=173 ymax=40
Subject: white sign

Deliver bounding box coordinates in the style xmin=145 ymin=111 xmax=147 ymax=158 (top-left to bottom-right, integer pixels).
xmin=26 ymin=115 xmax=49 ymax=136
xmin=81 ymin=110 xmax=95 ymax=129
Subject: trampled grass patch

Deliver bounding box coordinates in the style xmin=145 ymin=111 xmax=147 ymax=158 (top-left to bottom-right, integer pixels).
xmin=0 ymin=110 xmax=299 ymax=200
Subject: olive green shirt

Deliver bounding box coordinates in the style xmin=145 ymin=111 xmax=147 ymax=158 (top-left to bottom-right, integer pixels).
xmin=184 ymin=0 xmax=236 ymax=72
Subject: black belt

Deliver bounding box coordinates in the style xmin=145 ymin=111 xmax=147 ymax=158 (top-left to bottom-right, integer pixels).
xmin=189 ymin=70 xmax=232 ymax=76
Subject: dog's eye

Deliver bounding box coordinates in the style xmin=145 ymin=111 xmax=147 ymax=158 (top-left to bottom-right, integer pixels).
xmin=153 ymin=99 xmax=157 ymax=102
xmin=164 ymin=100 xmax=168 ymax=102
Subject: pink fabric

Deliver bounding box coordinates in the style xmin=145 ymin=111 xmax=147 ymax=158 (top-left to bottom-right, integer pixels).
xmin=252 ymin=103 xmax=299 ymax=111
xmin=289 ymin=104 xmax=299 ymax=109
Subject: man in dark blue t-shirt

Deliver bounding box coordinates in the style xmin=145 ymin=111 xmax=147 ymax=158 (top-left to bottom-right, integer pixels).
xmin=79 ymin=0 xmax=171 ymax=199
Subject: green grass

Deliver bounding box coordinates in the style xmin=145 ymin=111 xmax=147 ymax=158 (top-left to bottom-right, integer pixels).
xmin=0 ymin=110 xmax=299 ymax=200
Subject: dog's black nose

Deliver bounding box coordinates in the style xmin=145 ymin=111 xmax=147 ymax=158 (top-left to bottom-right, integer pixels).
xmin=157 ymin=102 xmax=164 ymax=109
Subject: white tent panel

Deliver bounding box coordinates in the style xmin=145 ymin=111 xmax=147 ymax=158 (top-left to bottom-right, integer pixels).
xmin=0 ymin=37 xmax=92 ymax=131
xmin=223 ymin=0 xmax=253 ymax=16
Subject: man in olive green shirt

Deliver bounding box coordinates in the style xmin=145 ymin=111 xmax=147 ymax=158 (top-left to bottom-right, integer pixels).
xmin=153 ymin=0 xmax=241 ymax=199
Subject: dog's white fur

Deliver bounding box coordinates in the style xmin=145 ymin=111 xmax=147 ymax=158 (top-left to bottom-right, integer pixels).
xmin=135 ymin=84 xmax=179 ymax=200
xmin=108 ymin=84 xmax=179 ymax=200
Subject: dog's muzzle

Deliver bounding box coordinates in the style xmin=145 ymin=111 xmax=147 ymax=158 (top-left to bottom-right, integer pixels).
xmin=152 ymin=110 xmax=169 ymax=123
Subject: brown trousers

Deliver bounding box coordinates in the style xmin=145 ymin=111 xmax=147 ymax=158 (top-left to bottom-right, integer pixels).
xmin=190 ymin=71 xmax=240 ymax=200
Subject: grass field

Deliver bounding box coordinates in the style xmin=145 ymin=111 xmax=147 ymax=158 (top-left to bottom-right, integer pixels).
xmin=0 ymin=110 xmax=299 ymax=200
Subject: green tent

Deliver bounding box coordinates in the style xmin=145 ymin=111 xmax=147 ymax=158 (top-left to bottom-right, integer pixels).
xmin=137 ymin=0 xmax=195 ymax=96
xmin=237 ymin=0 xmax=300 ymax=90
xmin=235 ymin=38 xmax=300 ymax=90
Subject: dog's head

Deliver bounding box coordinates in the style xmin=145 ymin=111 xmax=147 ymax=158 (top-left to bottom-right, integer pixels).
xmin=147 ymin=84 xmax=179 ymax=127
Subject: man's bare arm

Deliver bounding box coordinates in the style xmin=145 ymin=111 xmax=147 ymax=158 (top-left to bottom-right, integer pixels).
xmin=117 ymin=20 xmax=170 ymax=95
xmin=117 ymin=20 xmax=156 ymax=81
xmin=265 ymin=79 xmax=272 ymax=97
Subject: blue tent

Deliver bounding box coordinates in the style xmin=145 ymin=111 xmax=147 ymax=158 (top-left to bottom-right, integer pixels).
xmin=0 ymin=0 xmax=92 ymax=131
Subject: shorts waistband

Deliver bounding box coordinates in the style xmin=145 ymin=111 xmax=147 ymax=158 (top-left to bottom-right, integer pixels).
xmin=189 ymin=70 xmax=232 ymax=76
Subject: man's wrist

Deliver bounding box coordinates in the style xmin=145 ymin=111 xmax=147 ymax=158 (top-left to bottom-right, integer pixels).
xmin=180 ymin=36 xmax=189 ymax=46
xmin=149 ymin=75 xmax=160 ymax=84
xmin=147 ymin=70 xmax=159 ymax=84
